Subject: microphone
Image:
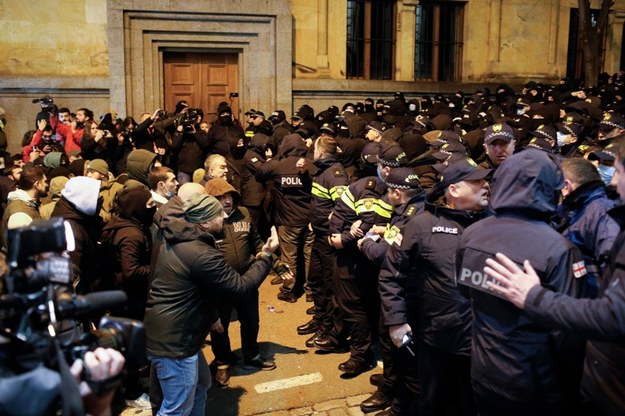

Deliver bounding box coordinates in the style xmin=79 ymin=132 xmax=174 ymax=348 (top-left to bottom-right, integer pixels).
xmin=57 ymin=291 xmax=128 ymax=320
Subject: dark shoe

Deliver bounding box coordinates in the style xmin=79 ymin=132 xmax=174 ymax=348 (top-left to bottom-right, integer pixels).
xmin=297 ymin=320 xmax=318 ymax=335
xmin=338 ymin=357 xmax=375 ymax=375
xmin=277 ymin=292 xmax=298 ymax=303
xmin=243 ymin=356 xmax=276 ymax=371
xmin=360 ymin=390 xmax=393 ymax=413
xmin=270 ymin=275 xmax=283 ymax=285
xmin=314 ymin=335 xmax=349 ymax=353
xmin=306 ymin=305 xmax=316 ymax=315
xmin=369 ymin=373 xmax=384 ymax=388
xmin=305 ymin=332 xmax=324 ymax=348
xmin=214 ymin=364 xmax=230 ymax=387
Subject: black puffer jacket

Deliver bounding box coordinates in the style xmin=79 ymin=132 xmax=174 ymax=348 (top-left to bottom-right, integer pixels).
xmin=144 ymin=202 xmax=272 ymax=358
xmin=458 ymin=148 xmax=588 ymax=404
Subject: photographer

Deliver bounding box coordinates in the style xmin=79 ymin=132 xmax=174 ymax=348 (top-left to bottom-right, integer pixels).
xmin=134 ymin=110 xmax=170 ymax=154
xmin=80 ymin=121 xmax=114 ymax=165
xmin=171 ymin=108 xmax=211 ymax=185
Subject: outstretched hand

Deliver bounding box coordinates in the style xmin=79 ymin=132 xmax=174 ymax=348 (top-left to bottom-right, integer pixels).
xmin=262 ymin=226 xmax=280 ymax=255
xmin=484 ymin=252 xmax=541 ymax=309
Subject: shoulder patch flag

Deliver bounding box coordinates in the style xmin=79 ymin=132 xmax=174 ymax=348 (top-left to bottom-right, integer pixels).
xmin=572 ymin=261 xmax=587 ymax=278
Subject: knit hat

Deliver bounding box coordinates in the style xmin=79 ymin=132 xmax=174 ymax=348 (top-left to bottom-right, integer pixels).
xmin=88 ymin=159 xmax=109 ymax=176
xmin=43 ymin=152 xmax=64 ymax=169
xmin=49 ymin=176 xmax=69 ymax=198
xmin=192 ymin=168 xmax=206 ymax=184
xmin=61 ymin=176 xmax=101 ymax=216
xmin=183 ymin=193 xmax=224 ymax=224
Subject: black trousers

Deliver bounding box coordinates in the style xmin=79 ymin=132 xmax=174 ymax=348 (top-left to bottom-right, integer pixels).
xmin=210 ymin=290 xmax=260 ymax=363
xmin=333 ymin=246 xmax=379 ymax=362
xmin=308 ymin=233 xmax=336 ymax=331
xmin=418 ymin=342 xmax=475 ymax=416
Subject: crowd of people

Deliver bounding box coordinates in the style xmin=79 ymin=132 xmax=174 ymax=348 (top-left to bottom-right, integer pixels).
xmin=0 ymin=71 xmax=624 ymax=415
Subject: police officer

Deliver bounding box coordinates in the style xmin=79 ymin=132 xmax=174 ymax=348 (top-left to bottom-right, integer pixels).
xmin=256 ymin=133 xmax=314 ymax=303
xmin=295 ymin=135 xmax=349 ymax=346
xmin=320 ymin=143 xmax=404 ymax=375
xmin=357 ymin=167 xmax=425 ymax=414
xmin=479 ymin=122 xmax=516 ymax=170
xmin=457 ymin=147 xmax=588 ymax=416
xmin=381 ymin=158 xmax=490 ymax=416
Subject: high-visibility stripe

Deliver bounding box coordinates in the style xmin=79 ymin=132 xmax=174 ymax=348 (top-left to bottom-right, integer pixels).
xmin=312 ymin=182 xmax=331 ymax=199
xmin=340 ymin=188 xmax=357 ymax=212
xmin=354 ymin=198 xmax=393 ymax=218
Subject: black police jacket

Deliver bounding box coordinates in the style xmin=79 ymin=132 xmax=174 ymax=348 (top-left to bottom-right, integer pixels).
xmin=360 ymin=192 xmax=425 ymax=267
xmin=378 ymin=199 xmax=486 ymax=356
xmin=309 ymin=156 xmax=349 ymax=236
xmin=255 ymin=134 xmax=313 ymax=227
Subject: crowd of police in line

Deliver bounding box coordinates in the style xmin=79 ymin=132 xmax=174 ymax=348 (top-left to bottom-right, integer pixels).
xmin=0 ymin=71 xmax=624 ymax=415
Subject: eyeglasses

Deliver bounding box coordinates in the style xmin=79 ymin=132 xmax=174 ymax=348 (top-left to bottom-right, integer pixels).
xmin=42 ymin=135 xmax=53 ymax=139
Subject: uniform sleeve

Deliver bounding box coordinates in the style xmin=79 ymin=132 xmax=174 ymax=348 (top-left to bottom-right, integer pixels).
xmin=360 ymin=238 xmax=390 ymax=267
xmin=378 ymin=224 xmax=419 ymax=326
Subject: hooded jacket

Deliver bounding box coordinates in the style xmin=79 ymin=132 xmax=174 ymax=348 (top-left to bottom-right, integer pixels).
xmin=101 ymin=187 xmax=154 ymax=319
xmin=144 ymin=197 xmax=273 ymax=358
xmin=558 ymin=181 xmax=619 ymax=283
xmin=241 ymin=133 xmax=270 ymax=207
xmin=51 ymin=181 xmax=104 ymax=294
xmin=458 ymin=148 xmax=588 ymax=405
xmin=255 ymin=134 xmax=313 ymax=227
xmin=125 ymin=149 xmax=157 ymax=190
xmin=1 ymin=189 xmax=41 ymax=249
xmin=205 ymin=180 xmax=264 ymax=274
xmin=522 ymin=204 xmax=625 ymax=416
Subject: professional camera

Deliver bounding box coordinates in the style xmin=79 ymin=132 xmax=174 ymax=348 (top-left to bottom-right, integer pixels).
xmin=155 ymin=109 xmax=168 ymax=119
xmin=0 ymin=218 xmax=145 ymax=412
xmin=32 ymin=95 xmax=55 ymax=113
xmin=176 ymin=107 xmax=203 ymax=131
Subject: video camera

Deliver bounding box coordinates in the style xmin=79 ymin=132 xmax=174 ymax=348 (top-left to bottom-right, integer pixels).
xmin=32 ymin=95 xmax=55 ymax=114
xmin=176 ymin=107 xmax=203 ymax=132
xmin=0 ymin=217 xmax=145 ymax=381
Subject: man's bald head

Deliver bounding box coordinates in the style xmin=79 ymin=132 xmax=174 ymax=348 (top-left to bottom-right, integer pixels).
xmin=178 ymin=182 xmax=206 ymax=202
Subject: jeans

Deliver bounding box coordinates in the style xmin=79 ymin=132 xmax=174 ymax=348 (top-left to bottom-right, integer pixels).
xmin=149 ymin=351 xmax=212 ymax=416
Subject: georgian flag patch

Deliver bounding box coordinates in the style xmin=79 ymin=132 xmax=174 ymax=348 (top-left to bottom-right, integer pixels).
xmin=572 ymin=261 xmax=587 ymax=278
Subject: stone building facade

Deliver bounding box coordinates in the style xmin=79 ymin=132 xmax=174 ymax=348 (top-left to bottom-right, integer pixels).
xmin=1 ymin=0 xmax=624 ymax=152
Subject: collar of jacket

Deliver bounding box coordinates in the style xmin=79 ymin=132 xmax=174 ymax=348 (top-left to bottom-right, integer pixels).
xmin=562 ymin=180 xmax=607 ymax=213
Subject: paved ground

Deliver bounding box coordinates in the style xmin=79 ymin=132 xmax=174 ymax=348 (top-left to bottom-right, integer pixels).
xmin=122 ymin=275 xmax=385 ymax=416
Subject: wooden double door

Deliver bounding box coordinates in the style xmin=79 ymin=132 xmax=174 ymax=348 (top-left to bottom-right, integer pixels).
xmin=163 ymin=52 xmax=239 ymax=121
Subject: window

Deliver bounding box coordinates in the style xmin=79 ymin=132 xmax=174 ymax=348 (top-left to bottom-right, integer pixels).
xmin=566 ymin=8 xmax=601 ymax=80
xmin=346 ymin=0 xmax=395 ymax=80
xmin=415 ymin=2 xmax=464 ymax=82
